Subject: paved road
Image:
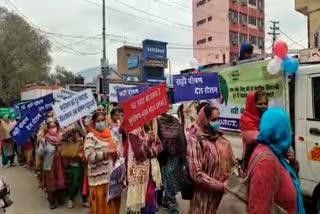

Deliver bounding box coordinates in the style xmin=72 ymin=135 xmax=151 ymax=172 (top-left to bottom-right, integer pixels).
xmin=0 ymin=165 xmax=179 ymax=214
xmin=5 ymin=164 xmax=314 ymax=214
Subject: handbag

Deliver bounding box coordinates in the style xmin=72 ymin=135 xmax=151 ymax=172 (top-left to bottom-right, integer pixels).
xmin=61 ymin=142 xmax=81 ymax=158
xmin=180 ymin=158 xmax=193 ymax=200
xmin=217 ymin=151 xmax=287 ymax=214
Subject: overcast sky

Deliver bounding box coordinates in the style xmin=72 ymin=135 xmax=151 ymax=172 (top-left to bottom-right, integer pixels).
xmin=0 ymin=0 xmax=308 ymax=73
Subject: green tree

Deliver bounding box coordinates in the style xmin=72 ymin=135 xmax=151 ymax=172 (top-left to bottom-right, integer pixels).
xmin=0 ymin=7 xmax=51 ymax=104
xmin=47 ymin=66 xmax=76 ymax=85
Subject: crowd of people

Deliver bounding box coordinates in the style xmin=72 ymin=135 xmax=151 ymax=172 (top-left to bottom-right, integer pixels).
xmin=0 ymin=88 xmax=305 ymax=214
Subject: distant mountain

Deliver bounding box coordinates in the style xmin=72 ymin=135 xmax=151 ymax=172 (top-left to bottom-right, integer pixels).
xmin=76 ymin=64 xmax=173 ymax=85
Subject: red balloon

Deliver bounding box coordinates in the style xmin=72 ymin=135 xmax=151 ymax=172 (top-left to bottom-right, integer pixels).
xmin=274 ymin=41 xmax=288 ymax=58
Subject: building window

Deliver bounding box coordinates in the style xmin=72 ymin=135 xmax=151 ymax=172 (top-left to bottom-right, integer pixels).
xmin=258 ymin=19 xmax=264 ymax=30
xmin=257 ymin=0 xmax=264 ymax=10
xmin=249 ymin=36 xmax=257 ymax=45
xmin=197 ymin=38 xmax=206 ymax=45
xmin=239 ymin=0 xmax=247 ymax=5
xmin=258 ymin=38 xmax=264 ymax=49
xmin=239 ymin=13 xmax=248 ymax=25
xmin=249 ymin=0 xmax=257 ymax=6
xmin=208 ymin=36 xmax=212 ymax=42
xmin=249 ymin=16 xmax=257 ymax=26
xmin=229 ymin=10 xmax=238 ymax=23
xmin=315 ymin=32 xmax=319 ymax=48
xmin=208 ymin=16 xmax=213 ymax=22
xmin=240 ymin=34 xmax=248 ymax=43
xmin=197 ymin=18 xmax=206 ymax=26
xmin=229 ymin=32 xmax=238 ymax=45
xmin=196 ymin=0 xmax=206 ymax=7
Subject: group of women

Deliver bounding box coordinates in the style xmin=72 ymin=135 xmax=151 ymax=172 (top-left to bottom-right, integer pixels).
xmin=177 ymin=89 xmax=304 ymax=214
xmin=0 ymin=88 xmax=305 ymax=214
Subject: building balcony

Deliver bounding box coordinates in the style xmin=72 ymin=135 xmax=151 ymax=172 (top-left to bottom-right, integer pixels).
xmin=295 ymin=0 xmax=309 ymax=16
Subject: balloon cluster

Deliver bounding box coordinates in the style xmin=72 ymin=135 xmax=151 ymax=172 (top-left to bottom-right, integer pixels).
xmin=267 ymin=41 xmax=299 ymax=75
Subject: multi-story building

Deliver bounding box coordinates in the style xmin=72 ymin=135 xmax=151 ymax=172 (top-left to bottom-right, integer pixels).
xmin=295 ymin=0 xmax=320 ymax=48
xmin=193 ymin=0 xmax=265 ymax=64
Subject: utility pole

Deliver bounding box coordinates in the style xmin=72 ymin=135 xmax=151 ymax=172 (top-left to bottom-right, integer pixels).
xmin=102 ymin=0 xmax=106 ymax=60
xmin=268 ymin=21 xmax=280 ymax=55
xmin=101 ymin=0 xmax=110 ymax=98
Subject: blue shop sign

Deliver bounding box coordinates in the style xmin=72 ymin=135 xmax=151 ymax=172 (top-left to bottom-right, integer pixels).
xmin=143 ymin=40 xmax=167 ymax=60
xmin=128 ymin=55 xmax=139 ymax=69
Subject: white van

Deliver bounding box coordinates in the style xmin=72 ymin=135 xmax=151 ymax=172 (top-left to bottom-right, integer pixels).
xmin=222 ymin=62 xmax=320 ymax=212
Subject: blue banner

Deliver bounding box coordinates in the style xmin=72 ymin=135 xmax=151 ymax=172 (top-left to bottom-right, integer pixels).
xmin=19 ymin=94 xmax=54 ymax=117
xmin=10 ymin=107 xmax=45 ymax=146
xmin=219 ymin=117 xmax=239 ymax=130
xmin=116 ymin=85 xmax=149 ymax=103
xmin=173 ymin=72 xmax=220 ymax=102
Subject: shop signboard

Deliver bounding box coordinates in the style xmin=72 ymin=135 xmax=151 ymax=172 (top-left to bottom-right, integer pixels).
xmin=128 ymin=55 xmax=139 ymax=69
xmin=142 ymin=40 xmax=167 ymax=60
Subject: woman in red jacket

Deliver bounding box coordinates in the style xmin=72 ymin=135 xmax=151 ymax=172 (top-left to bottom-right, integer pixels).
xmin=243 ymin=108 xmax=305 ymax=214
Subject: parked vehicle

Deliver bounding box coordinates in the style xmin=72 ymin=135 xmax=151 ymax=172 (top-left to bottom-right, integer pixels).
xmin=201 ymin=55 xmax=320 ymax=212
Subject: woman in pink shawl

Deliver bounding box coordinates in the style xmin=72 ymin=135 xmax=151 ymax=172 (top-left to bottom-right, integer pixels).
xmin=187 ymin=105 xmax=234 ymax=214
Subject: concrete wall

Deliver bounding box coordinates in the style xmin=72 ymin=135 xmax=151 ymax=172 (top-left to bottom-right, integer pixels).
xmin=193 ymin=0 xmax=230 ymax=65
xmin=295 ymin=0 xmax=320 ymax=48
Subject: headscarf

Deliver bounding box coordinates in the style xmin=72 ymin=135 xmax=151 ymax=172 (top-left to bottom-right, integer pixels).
xmin=45 ymin=120 xmax=62 ymax=146
xmin=195 ymin=107 xmax=222 ymax=139
xmin=158 ymin=113 xmax=182 ymax=139
xmin=240 ymin=91 xmax=260 ymax=131
xmin=257 ymin=108 xmax=305 ymax=214
xmin=91 ymin=127 xmax=116 ymax=151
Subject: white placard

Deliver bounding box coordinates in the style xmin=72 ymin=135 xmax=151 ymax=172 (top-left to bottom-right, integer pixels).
xmin=53 ymin=89 xmax=97 ymax=128
xmin=109 ymin=83 xmax=135 ymax=103
xmin=53 ymin=88 xmax=76 ymax=101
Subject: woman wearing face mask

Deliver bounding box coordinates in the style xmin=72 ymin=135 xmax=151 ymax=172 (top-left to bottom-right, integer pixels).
xmin=187 ymin=105 xmax=234 ymax=214
xmin=84 ymin=112 xmax=120 ymax=214
xmin=243 ymin=108 xmax=305 ymax=214
xmin=37 ymin=118 xmax=67 ymax=209
xmin=240 ymin=90 xmax=268 ymax=154
xmin=240 ymin=90 xmax=300 ymax=174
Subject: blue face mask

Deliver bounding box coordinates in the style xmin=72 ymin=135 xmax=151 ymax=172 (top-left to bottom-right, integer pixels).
xmin=96 ymin=121 xmax=106 ymax=131
xmin=209 ymin=121 xmax=220 ymax=129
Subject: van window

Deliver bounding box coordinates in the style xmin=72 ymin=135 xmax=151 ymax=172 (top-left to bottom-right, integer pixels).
xmin=312 ymin=77 xmax=320 ymax=119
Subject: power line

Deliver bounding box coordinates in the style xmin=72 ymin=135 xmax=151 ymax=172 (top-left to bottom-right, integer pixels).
xmin=279 ymin=29 xmax=306 ymax=49
xmin=114 ymin=0 xmax=191 ymax=29
xmin=79 ymin=0 xmax=100 ymax=6
xmin=79 ymin=0 xmax=227 ymax=36
xmin=4 ymin=0 xmax=101 ymax=56
xmin=152 ymin=0 xmax=191 ymax=13
xmin=167 ymin=0 xmax=192 ymax=10
xmin=113 ymin=0 xmax=228 ymax=35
